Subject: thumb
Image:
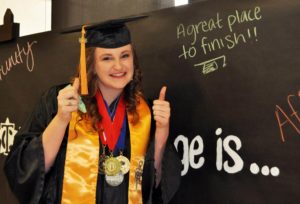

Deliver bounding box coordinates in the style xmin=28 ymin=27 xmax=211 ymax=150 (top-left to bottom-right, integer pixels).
xmin=73 ymin=77 xmax=80 ymax=91
xmin=158 ymin=86 xmax=167 ymax=101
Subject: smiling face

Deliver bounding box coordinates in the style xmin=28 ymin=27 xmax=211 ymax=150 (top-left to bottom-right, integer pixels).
xmin=94 ymin=44 xmax=134 ymax=97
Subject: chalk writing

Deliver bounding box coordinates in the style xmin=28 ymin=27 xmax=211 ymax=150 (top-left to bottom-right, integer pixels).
xmin=194 ymin=55 xmax=226 ymax=75
xmin=227 ymin=7 xmax=262 ymax=32
xmin=200 ymin=27 xmax=258 ymax=54
xmin=0 ymin=41 xmax=38 ymax=81
xmin=177 ymin=6 xmax=261 ymax=46
xmin=177 ymin=6 xmax=262 ymax=74
xmin=275 ymin=93 xmax=300 ymax=142
xmin=177 ymin=13 xmax=223 ymax=45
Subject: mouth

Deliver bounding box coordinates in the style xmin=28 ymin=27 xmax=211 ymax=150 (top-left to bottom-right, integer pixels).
xmin=110 ymin=72 xmax=126 ymax=78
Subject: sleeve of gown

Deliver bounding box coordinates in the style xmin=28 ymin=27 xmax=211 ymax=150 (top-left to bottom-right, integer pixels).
xmin=3 ymin=86 xmax=60 ymax=204
xmin=143 ymin=139 xmax=181 ymax=204
xmin=159 ymin=142 xmax=181 ymax=203
xmin=143 ymin=98 xmax=182 ymax=204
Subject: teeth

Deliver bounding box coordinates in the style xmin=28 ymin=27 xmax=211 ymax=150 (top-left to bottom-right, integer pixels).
xmin=111 ymin=72 xmax=125 ymax=77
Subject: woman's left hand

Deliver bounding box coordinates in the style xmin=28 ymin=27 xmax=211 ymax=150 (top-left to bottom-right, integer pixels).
xmin=153 ymin=86 xmax=170 ymax=185
xmin=152 ymin=86 xmax=171 ymax=129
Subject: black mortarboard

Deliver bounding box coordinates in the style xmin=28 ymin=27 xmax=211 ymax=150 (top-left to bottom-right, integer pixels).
xmin=63 ymin=15 xmax=147 ymax=48
xmin=62 ymin=15 xmax=147 ymax=95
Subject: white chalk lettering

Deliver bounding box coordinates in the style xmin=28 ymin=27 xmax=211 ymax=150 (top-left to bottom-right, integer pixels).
xmin=0 ymin=41 xmax=37 ymax=81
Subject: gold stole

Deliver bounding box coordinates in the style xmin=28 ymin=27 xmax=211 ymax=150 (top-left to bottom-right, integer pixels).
xmin=61 ymin=97 xmax=151 ymax=204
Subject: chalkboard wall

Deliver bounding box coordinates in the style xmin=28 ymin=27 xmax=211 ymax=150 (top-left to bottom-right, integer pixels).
xmin=1 ymin=0 xmax=299 ymax=203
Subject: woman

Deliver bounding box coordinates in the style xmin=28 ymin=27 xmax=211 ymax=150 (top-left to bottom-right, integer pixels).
xmin=5 ymin=17 xmax=180 ymax=204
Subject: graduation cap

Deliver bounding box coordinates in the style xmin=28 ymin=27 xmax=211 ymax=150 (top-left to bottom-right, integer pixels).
xmin=62 ymin=15 xmax=147 ymax=95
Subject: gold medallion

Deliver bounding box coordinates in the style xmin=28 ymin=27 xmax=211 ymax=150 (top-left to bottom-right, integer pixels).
xmin=117 ymin=155 xmax=130 ymax=174
xmin=98 ymin=155 xmax=108 ymax=175
xmin=104 ymin=157 xmax=121 ymax=176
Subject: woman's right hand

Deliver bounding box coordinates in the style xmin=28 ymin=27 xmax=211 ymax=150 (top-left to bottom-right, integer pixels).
xmin=56 ymin=78 xmax=80 ymax=124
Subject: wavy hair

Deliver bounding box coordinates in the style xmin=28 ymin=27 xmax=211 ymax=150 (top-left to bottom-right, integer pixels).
xmin=75 ymin=45 xmax=143 ymax=130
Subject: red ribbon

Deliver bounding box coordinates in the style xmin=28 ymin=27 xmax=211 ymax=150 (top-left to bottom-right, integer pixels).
xmin=96 ymin=90 xmax=125 ymax=151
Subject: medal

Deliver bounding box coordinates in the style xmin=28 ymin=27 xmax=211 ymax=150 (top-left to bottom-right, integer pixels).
xmin=104 ymin=156 xmax=121 ymax=176
xmin=135 ymin=160 xmax=144 ymax=190
xmin=117 ymin=155 xmax=130 ymax=174
xmin=99 ymin=144 xmax=108 ymax=175
xmin=99 ymin=154 xmax=107 ymax=175
xmin=105 ymin=172 xmax=124 ymax=186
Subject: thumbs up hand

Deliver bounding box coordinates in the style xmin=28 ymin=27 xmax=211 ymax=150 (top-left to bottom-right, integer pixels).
xmin=152 ymin=86 xmax=171 ymax=185
xmin=56 ymin=78 xmax=80 ymax=124
xmin=152 ymin=86 xmax=170 ymax=129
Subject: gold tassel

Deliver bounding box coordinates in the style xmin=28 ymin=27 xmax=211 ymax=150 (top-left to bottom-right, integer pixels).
xmin=79 ymin=26 xmax=88 ymax=95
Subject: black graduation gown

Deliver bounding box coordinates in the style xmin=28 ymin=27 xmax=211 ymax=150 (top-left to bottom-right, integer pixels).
xmin=4 ymin=85 xmax=181 ymax=204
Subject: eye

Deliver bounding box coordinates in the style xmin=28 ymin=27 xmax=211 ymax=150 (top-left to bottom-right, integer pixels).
xmin=121 ymin=53 xmax=130 ymax=58
xmin=102 ymin=56 xmax=112 ymax=61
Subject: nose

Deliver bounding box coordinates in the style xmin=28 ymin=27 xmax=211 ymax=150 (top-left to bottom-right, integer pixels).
xmin=113 ymin=59 xmax=123 ymax=71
